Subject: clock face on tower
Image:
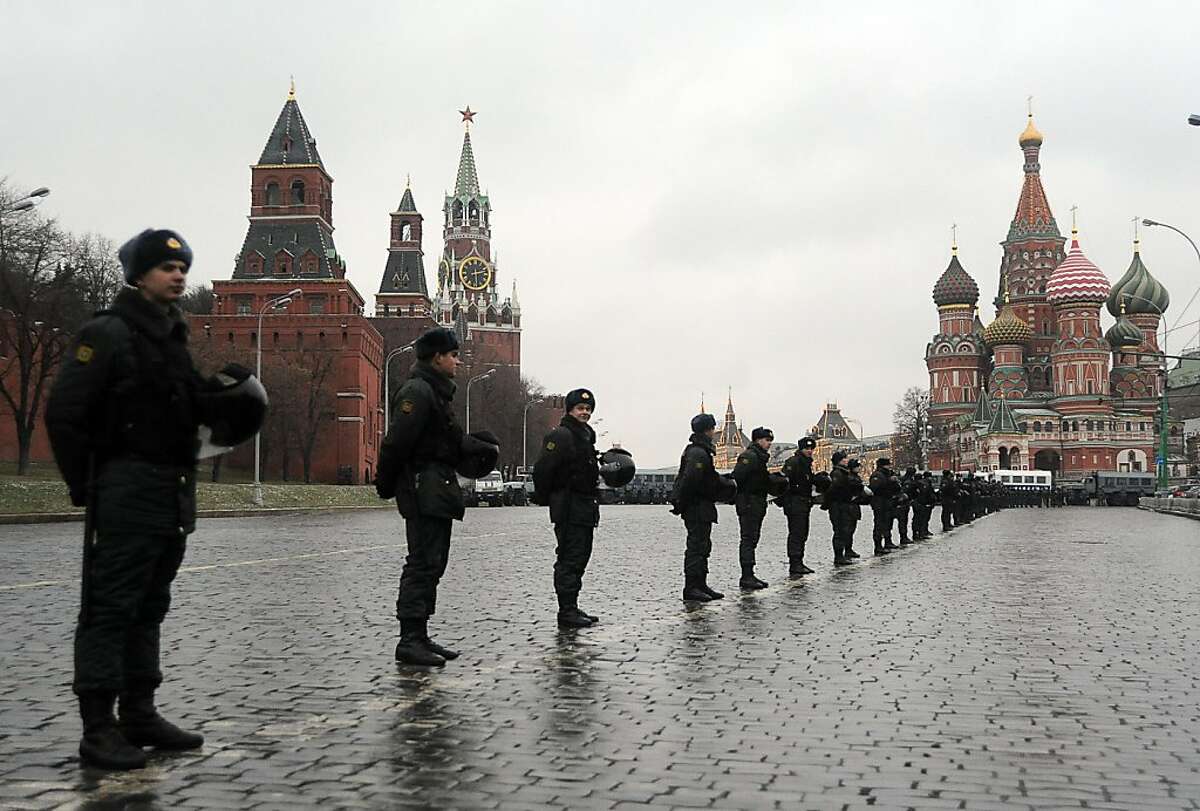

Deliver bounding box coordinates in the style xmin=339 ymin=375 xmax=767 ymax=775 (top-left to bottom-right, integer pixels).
xmin=458 ymin=256 xmax=493 ymax=291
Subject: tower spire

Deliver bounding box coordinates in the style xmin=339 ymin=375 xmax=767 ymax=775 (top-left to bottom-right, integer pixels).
xmin=288 ymin=75 xmax=295 ymax=100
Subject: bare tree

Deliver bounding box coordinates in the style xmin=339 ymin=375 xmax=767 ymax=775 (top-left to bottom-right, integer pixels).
xmin=179 ymin=283 xmax=215 ymax=315
xmin=0 ymin=186 xmax=89 ymax=474
xmin=292 ymin=349 xmax=336 ymax=484
xmin=65 ymin=232 xmax=123 ymax=312
xmin=891 ymin=386 xmax=930 ymax=470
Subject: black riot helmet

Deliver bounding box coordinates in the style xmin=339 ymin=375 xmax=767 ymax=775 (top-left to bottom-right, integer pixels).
xmin=196 ymin=364 xmax=268 ymax=458
xmin=599 ymin=447 xmax=636 ymax=488
xmin=457 ymin=430 xmax=501 ymax=479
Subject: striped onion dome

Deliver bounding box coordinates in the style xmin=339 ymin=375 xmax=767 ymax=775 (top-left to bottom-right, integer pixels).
xmin=1106 ymin=241 xmax=1170 ymax=317
xmin=1105 ymin=314 xmax=1144 ymax=350
xmin=932 ymin=252 xmax=979 ymax=307
xmin=984 ymin=300 xmax=1033 ymax=346
xmin=1046 ymin=232 xmax=1110 ymax=305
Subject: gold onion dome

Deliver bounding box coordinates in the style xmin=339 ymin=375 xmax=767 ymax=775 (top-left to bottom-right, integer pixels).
xmin=1106 ymin=241 xmax=1171 ymax=317
xmin=1019 ymin=114 xmax=1043 ymax=146
xmin=984 ymin=300 xmax=1033 ymax=346
xmin=1106 ymin=312 xmax=1144 ymax=350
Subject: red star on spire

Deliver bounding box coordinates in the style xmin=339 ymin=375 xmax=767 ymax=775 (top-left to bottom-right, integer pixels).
xmin=459 ymin=106 xmax=476 ymax=125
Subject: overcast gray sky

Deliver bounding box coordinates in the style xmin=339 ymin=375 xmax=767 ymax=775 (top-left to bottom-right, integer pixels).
xmin=5 ymin=1 xmax=1200 ymax=466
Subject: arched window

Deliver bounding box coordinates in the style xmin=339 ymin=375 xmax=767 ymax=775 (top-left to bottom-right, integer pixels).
xmin=401 ymin=223 xmax=412 ymax=241
xmin=1072 ymin=420 xmax=1079 ymax=432
xmin=1033 ymin=421 xmax=1042 ymax=433
xmin=290 ymin=180 xmax=305 ymax=204
xmin=265 ymin=182 xmax=280 ymax=206
xmin=468 ymin=202 xmax=479 ymax=223
xmin=453 ymin=201 xmax=464 ymax=224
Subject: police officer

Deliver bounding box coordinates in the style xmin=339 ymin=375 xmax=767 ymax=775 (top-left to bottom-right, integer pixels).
xmin=671 ymin=413 xmax=736 ymax=601
xmin=823 ymin=450 xmax=863 ymax=565
xmin=956 ymin=472 xmax=975 ymax=525
xmin=914 ymin=471 xmax=936 ymax=539
xmin=869 ymin=458 xmax=900 ymax=555
xmin=896 ymin=467 xmax=917 ymax=545
xmin=45 ymin=229 xmax=206 ymax=770
xmin=376 ymin=327 xmax=498 ymax=667
xmin=780 ymin=437 xmax=817 ymax=576
xmin=732 ymin=427 xmax=773 ymax=589
xmin=939 ymin=470 xmax=958 ymax=532
xmin=533 ymin=388 xmax=601 ymax=628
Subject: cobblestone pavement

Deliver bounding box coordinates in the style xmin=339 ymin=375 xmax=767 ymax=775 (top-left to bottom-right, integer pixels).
xmin=1 ymin=504 xmax=1199 ymax=810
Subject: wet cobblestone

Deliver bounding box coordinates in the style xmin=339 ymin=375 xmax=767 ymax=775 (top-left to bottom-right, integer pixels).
xmin=1 ymin=505 xmax=1198 ymax=809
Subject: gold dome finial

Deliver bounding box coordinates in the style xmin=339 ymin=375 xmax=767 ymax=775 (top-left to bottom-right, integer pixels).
xmin=951 ymin=222 xmax=958 ymax=256
xmin=288 ymin=76 xmax=296 ymax=101
xmin=1019 ymin=97 xmax=1042 ymax=146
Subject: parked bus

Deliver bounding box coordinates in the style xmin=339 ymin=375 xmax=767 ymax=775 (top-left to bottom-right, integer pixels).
xmin=982 ymin=469 xmax=1052 ymax=490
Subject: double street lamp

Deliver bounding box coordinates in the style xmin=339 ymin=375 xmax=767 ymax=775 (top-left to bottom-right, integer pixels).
xmin=465 ymin=368 xmax=495 ymax=434
xmin=3 ymin=186 xmax=50 ymax=214
xmin=253 ymin=289 xmax=302 ymax=506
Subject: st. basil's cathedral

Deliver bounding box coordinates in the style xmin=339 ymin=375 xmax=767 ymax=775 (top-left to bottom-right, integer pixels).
xmin=925 ymin=114 xmax=1171 ymax=477
xmin=192 ymin=88 xmax=521 ymax=484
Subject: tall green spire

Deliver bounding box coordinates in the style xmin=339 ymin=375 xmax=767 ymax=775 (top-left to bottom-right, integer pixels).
xmin=986 ymin=394 xmax=1021 ymax=434
xmin=454 ymin=131 xmax=480 ymax=197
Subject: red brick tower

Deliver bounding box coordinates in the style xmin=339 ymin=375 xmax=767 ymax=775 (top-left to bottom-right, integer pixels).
xmin=374 ymin=179 xmax=430 ymax=319
xmin=196 ymin=84 xmax=385 ymax=484
xmin=431 ymin=109 xmax=521 ymax=368
xmin=996 ymin=114 xmax=1067 ymax=394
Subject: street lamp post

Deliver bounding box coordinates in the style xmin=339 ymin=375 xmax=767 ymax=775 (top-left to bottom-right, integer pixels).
xmin=522 ymin=397 xmax=545 ymax=472
xmin=3 ymin=186 xmax=50 ymax=214
xmin=465 ymin=369 xmax=495 ymax=434
xmin=383 ymin=343 xmax=415 ymax=430
xmin=1119 ymin=291 xmax=1171 ymax=489
xmin=253 ymin=288 xmax=302 ymax=506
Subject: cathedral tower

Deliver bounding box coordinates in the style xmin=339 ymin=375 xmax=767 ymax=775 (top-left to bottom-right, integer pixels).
xmin=1046 ymin=226 xmax=1111 ymax=403
xmin=997 ymin=113 xmax=1066 ymax=394
xmin=1105 ymin=239 xmax=1170 ymax=401
xmin=926 ymin=242 xmax=988 ymax=421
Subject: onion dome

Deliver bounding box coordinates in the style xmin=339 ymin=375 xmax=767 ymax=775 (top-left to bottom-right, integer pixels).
xmin=1105 ymin=314 xmax=1144 ymax=350
xmin=1106 ymin=241 xmax=1170 ymax=317
xmin=1046 ymin=231 xmax=1110 ymax=304
xmin=984 ymin=298 xmax=1033 ymax=346
xmin=932 ymin=249 xmax=980 ymax=308
xmin=1019 ymin=114 xmax=1043 ymax=147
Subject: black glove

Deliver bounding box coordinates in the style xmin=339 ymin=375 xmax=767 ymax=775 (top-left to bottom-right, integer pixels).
xmin=69 ymin=487 xmax=87 ymax=508
xmin=218 ymin=362 xmax=253 ymax=382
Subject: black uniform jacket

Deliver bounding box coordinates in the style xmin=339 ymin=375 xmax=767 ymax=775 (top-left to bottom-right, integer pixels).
xmin=779 ymin=452 xmax=815 ymax=516
xmin=918 ymin=477 xmax=938 ymax=506
xmin=939 ymin=476 xmax=959 ymax=505
xmin=533 ymin=415 xmax=600 ymax=527
xmin=376 ymin=362 xmax=465 ymax=521
xmin=45 ymin=287 xmax=202 ymax=535
xmin=868 ymin=468 xmax=899 ymax=510
xmin=731 ymin=443 xmax=771 ymax=517
xmin=671 ymin=433 xmax=731 ymax=524
xmin=825 ymin=465 xmax=864 ymax=520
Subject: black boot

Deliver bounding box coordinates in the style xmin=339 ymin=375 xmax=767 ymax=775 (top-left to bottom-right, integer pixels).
xmin=683 ymin=577 xmax=714 ymax=601
xmin=701 ymin=581 xmax=725 ymax=599
xmin=845 ymin=548 xmax=860 ymax=559
xmin=790 ymin=561 xmax=815 ymax=576
xmin=395 ymin=619 xmax=446 ymax=666
xmin=557 ymin=595 xmax=595 ymax=628
xmin=118 ymin=687 xmax=203 ymax=751
xmin=833 ymin=556 xmax=851 ymax=566
xmin=421 ymin=627 xmax=461 ymax=660
xmin=78 ymin=692 xmax=147 ymax=770
xmin=739 ymin=568 xmax=767 ymax=589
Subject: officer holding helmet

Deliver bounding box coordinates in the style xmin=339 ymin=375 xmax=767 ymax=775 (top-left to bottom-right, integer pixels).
xmin=533 ymin=388 xmax=602 ymax=627
xmin=46 ymin=229 xmax=228 ymax=770
xmin=375 ymin=327 xmax=499 ymax=667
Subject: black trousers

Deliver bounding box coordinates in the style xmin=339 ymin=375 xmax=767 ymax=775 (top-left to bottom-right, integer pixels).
xmin=683 ymin=520 xmax=713 ymax=581
xmin=871 ymin=505 xmax=893 ymax=548
xmin=737 ymin=507 xmax=766 ymax=571
xmin=553 ymin=523 xmax=594 ymax=607
xmin=396 ymin=516 xmax=453 ymax=620
xmin=913 ymin=505 xmax=931 ymax=536
xmin=828 ymin=504 xmax=855 ymax=559
xmin=894 ymin=505 xmax=910 ymax=541
xmin=74 ymin=532 xmax=186 ymax=694
xmin=786 ymin=507 xmax=811 ymax=566
xmin=941 ymin=504 xmax=954 ymax=531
